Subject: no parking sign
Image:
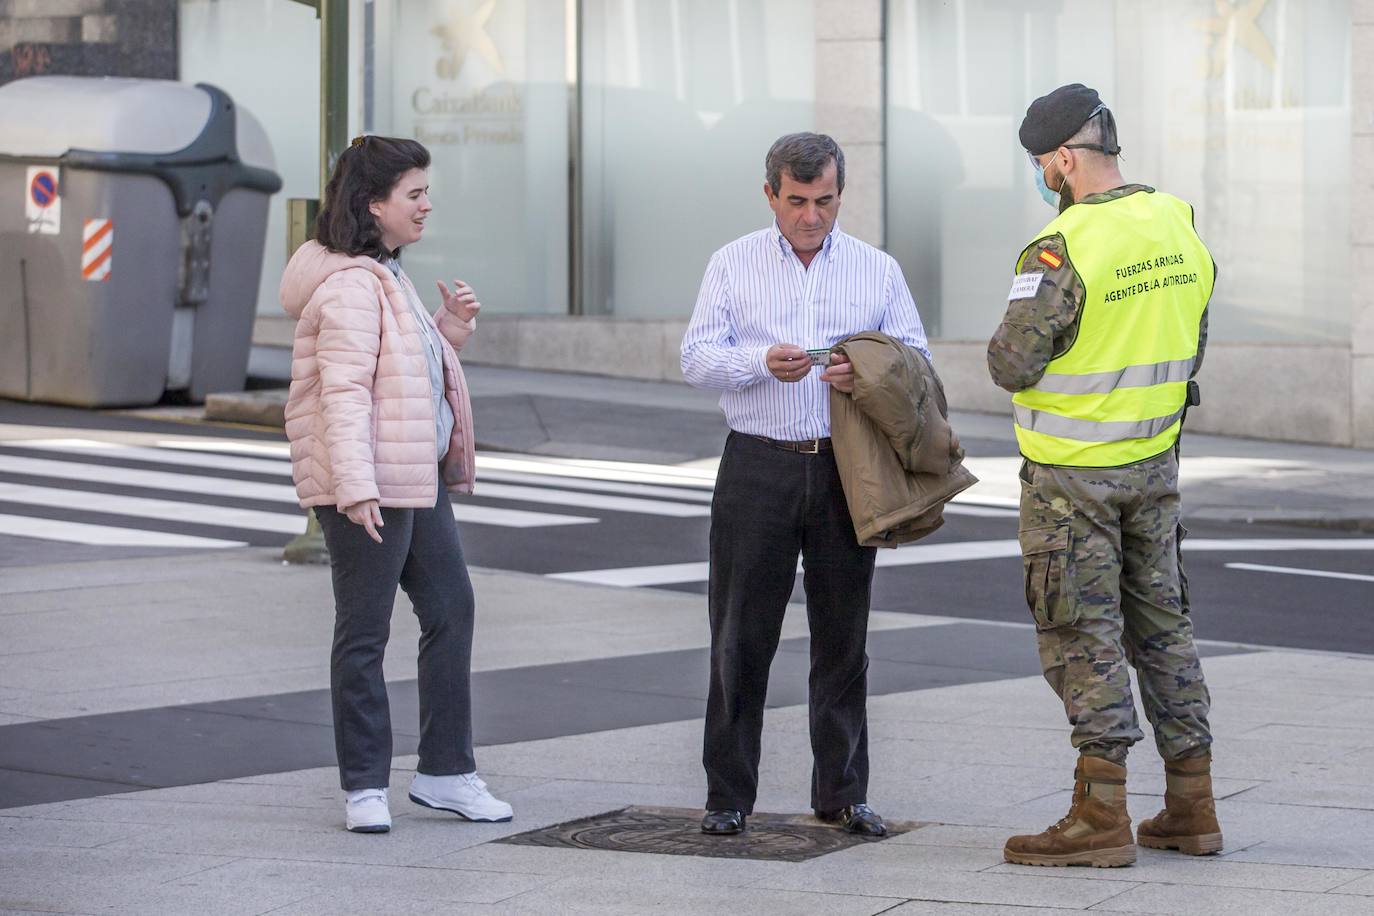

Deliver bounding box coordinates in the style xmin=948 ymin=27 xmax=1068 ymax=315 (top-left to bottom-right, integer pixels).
xmin=25 ymin=165 xmax=60 ymax=235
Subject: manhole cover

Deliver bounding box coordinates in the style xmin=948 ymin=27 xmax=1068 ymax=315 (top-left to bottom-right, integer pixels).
xmin=496 ymin=805 xmax=915 ymax=862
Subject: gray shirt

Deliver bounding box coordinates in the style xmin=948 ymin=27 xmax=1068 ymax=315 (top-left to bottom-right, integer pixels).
xmin=384 ymin=258 xmax=455 ymax=462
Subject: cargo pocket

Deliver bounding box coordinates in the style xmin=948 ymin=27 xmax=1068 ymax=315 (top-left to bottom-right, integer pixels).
xmin=1019 ymin=525 xmax=1078 ymax=630
xmin=1176 ymin=523 xmax=1191 ymax=614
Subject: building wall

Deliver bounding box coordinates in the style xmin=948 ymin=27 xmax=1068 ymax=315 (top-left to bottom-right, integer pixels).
xmin=0 ymin=0 xmax=176 ymax=86
xmin=814 ymin=0 xmax=883 ymax=247
xmin=1354 ymin=0 xmax=1374 ymax=447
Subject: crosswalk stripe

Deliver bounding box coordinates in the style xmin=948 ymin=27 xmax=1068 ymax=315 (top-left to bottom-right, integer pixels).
xmin=156 ymin=440 xmax=291 ymax=459
xmin=1189 ymin=538 xmax=1374 ymax=551
xmin=17 ymin=439 xmax=293 ymax=476
xmin=475 ymin=482 xmax=710 ymax=518
xmin=1225 ymin=562 xmax=1374 ymax=583
xmin=454 ymin=505 xmax=595 ymax=528
xmin=475 ymin=454 xmax=717 ymax=488
xmin=12 ymin=440 xmax=717 ymax=505
xmin=0 ymin=455 xmax=595 ymax=530
xmin=0 ymin=454 xmax=299 ymax=502
xmin=549 ymin=537 xmax=1374 ymax=588
xmin=547 ymin=541 xmax=1027 ymax=587
xmin=550 ymin=561 xmax=711 ymax=588
xmin=943 ymin=504 xmax=1020 ymax=518
xmin=0 ymin=482 xmax=304 ymax=534
xmin=873 ymin=541 xmax=1024 ymax=565
xmin=0 ymin=513 xmax=246 ymax=548
xmin=477 ymin=469 xmax=715 ymax=503
xmin=0 ymin=448 xmax=703 ymax=518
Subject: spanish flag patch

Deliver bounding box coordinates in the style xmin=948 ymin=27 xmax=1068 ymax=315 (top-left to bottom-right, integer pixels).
xmin=1037 ymin=249 xmax=1063 ymax=270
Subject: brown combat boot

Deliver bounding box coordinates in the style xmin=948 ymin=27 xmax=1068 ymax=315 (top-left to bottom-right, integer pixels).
xmin=1003 ymin=756 xmax=1136 ymax=868
xmin=1136 ymin=754 xmax=1223 ymax=855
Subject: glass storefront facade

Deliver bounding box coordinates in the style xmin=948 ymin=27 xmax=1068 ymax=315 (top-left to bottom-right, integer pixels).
xmin=885 ymin=0 xmax=1352 ymax=344
xmin=371 ymin=0 xmax=572 ymax=316
xmin=183 ymin=0 xmax=1354 ymax=351
xmin=180 ymin=0 xmax=816 ymax=320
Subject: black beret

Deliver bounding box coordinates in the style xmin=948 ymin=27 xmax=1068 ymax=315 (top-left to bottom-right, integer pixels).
xmin=1019 ymin=83 xmax=1104 ymax=155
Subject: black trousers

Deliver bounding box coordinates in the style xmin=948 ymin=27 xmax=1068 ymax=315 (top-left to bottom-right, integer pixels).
xmin=316 ymin=487 xmax=477 ymax=791
xmin=703 ymin=431 xmax=878 ymax=814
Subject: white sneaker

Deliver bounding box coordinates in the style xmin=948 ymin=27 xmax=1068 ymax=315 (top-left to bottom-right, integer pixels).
xmin=345 ymin=788 xmax=392 ymax=833
xmin=408 ymin=772 xmax=513 ymax=822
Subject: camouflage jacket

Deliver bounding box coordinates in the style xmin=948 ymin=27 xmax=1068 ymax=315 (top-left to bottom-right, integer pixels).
xmin=987 ymin=185 xmax=1211 ymax=393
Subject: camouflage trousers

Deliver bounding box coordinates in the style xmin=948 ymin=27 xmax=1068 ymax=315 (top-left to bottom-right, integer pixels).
xmin=1018 ymin=450 xmax=1212 ymax=765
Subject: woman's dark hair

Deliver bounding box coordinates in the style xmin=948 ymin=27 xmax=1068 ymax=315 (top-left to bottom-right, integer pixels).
xmin=315 ymin=135 xmax=431 ymax=259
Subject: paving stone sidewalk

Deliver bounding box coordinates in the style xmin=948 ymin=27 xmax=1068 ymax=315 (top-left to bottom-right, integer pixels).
xmin=3 ymin=551 xmax=1374 ymax=914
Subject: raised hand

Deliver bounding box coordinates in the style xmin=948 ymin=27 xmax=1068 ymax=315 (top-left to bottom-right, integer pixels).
xmin=436 ymin=279 xmax=480 ymax=322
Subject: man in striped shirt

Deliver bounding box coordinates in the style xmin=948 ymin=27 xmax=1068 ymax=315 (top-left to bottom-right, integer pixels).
xmin=681 ymin=132 xmax=929 ymax=838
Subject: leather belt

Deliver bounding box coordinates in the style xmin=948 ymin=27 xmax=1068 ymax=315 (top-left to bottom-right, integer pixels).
xmin=750 ymin=435 xmax=832 ymax=454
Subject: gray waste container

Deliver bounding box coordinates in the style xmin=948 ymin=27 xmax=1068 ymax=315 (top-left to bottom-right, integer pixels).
xmin=0 ymin=76 xmax=282 ymax=407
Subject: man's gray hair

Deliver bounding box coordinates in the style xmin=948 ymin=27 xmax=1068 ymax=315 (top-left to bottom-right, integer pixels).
xmin=766 ymin=132 xmax=845 ymax=195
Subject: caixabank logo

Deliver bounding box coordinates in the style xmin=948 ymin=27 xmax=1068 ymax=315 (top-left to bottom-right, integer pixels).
xmin=410 ymin=0 xmax=524 ymax=147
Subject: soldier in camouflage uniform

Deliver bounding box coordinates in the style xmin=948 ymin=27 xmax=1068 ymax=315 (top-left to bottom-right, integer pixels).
xmin=989 ymin=84 xmax=1223 ymax=868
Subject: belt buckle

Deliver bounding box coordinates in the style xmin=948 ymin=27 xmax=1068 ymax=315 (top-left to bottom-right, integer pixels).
xmin=799 ymin=438 xmax=821 ymax=454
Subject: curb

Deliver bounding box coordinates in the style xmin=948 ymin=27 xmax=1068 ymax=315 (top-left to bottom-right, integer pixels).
xmin=204 ymin=390 xmax=286 ymax=428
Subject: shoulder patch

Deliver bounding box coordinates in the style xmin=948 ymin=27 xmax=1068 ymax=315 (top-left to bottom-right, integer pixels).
xmin=1037 ymin=249 xmax=1063 ymax=270
xmin=1008 ymin=271 xmax=1044 ymax=300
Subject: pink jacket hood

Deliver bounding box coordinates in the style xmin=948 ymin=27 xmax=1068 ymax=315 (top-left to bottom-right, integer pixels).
xmin=279 ymin=242 xmax=387 ymax=320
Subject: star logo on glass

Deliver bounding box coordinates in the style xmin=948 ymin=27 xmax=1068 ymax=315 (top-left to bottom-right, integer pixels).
xmin=432 ymin=0 xmax=506 ymax=81
xmin=1192 ymin=0 xmax=1277 ymax=79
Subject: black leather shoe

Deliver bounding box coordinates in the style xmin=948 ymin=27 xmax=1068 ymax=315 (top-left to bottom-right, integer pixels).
xmin=700 ymin=809 xmax=746 ymax=835
xmin=815 ymin=803 xmax=888 ymax=837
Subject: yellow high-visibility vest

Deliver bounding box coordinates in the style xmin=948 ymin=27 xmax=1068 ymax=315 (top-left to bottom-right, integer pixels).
xmin=1012 ymin=190 xmax=1214 ymax=467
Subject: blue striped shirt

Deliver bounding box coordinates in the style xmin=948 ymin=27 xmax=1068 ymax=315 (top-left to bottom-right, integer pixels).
xmin=680 ymin=221 xmax=930 ymax=439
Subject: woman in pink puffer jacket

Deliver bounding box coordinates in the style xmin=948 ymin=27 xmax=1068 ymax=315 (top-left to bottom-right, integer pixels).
xmin=281 ymin=135 xmax=511 ymax=834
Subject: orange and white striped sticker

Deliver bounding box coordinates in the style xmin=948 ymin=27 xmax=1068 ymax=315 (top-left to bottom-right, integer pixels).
xmin=82 ymin=218 xmax=113 ymax=281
